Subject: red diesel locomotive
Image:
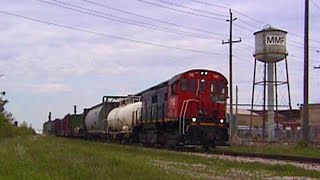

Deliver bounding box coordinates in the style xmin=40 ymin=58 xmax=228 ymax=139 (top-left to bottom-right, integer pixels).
xmin=136 ymin=69 xmax=229 ymax=147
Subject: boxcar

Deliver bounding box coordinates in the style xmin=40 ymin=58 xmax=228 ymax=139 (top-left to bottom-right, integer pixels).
xmin=53 ymin=119 xmax=63 ymax=136
xmin=62 ymin=114 xmax=73 ymax=137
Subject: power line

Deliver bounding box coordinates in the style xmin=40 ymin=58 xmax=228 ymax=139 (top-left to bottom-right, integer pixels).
xmin=151 ymin=0 xmax=228 ymax=17
xmin=311 ymin=0 xmax=320 ymax=10
xmin=79 ymin=0 xmax=231 ymax=38
xmin=137 ymin=0 xmax=259 ymax=38
xmin=146 ymin=0 xmax=260 ymax=31
xmin=287 ymin=42 xmax=319 ymax=52
xmin=187 ymin=0 xmax=265 ymax=25
xmin=288 ymin=39 xmax=319 ymax=50
xmin=186 ymin=0 xmax=228 ymax=9
xmin=237 ymin=19 xmax=260 ymax=29
xmin=232 ymin=9 xmax=265 ymax=25
xmin=137 ymin=0 xmax=270 ymax=39
xmin=237 ymin=44 xmax=254 ymax=50
xmin=289 ymin=32 xmax=320 ymax=43
xmin=234 ymin=23 xmax=254 ymax=32
xmin=37 ymin=0 xmax=222 ymax=41
xmin=188 ymin=0 xmax=320 ymax=44
xmin=290 ymin=53 xmax=320 ymax=63
xmin=136 ymin=0 xmax=226 ymax=21
xmin=0 ymin=11 xmax=227 ymax=56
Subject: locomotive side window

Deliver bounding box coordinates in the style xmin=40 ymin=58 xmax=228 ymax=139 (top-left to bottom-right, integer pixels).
xmin=210 ymin=81 xmax=216 ymax=94
xmin=220 ymin=80 xmax=227 ymax=99
xmin=211 ymin=80 xmax=227 ymax=101
xmin=164 ymin=92 xmax=168 ymax=101
xmin=152 ymin=95 xmax=158 ymax=104
xmin=211 ymin=81 xmax=218 ymax=101
xmin=220 ymin=82 xmax=226 ymax=94
xmin=181 ymin=78 xmax=187 ymax=91
xmin=189 ymin=79 xmax=196 ymax=92
xmin=171 ymin=83 xmax=177 ymax=96
xmin=200 ymin=79 xmax=206 ymax=92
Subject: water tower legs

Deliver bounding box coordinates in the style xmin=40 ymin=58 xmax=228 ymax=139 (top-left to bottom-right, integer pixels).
xmin=267 ymin=63 xmax=275 ymax=141
xmin=250 ymin=58 xmax=292 ymax=141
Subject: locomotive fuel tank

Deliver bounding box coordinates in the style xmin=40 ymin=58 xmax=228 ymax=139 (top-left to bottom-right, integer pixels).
xmin=107 ymin=102 xmax=142 ymax=132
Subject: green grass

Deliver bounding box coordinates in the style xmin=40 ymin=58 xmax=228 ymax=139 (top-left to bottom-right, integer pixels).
xmin=0 ymin=136 xmax=319 ymax=180
xmin=227 ymin=143 xmax=320 ymax=158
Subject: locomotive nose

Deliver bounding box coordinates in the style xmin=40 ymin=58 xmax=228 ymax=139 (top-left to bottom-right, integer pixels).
xmin=185 ymin=125 xmax=216 ymax=147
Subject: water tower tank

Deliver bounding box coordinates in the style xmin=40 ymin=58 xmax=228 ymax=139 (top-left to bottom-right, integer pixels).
xmin=254 ymin=27 xmax=287 ymax=63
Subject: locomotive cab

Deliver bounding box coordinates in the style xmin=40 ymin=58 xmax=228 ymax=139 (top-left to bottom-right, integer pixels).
xmin=167 ymin=70 xmax=229 ymax=147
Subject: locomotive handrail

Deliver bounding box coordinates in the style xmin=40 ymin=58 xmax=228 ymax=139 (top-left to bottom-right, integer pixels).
xmin=179 ymin=99 xmax=199 ymax=135
xmin=182 ymin=99 xmax=199 ymax=135
xmin=179 ymin=101 xmax=187 ymax=135
xmin=196 ymin=79 xmax=200 ymax=97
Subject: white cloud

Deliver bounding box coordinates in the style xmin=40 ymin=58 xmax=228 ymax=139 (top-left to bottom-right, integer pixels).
xmin=4 ymin=82 xmax=71 ymax=94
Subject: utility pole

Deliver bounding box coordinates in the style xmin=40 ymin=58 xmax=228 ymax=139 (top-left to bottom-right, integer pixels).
xmin=236 ymin=85 xmax=238 ymax=125
xmin=222 ymin=9 xmax=241 ymax=139
xmin=315 ymin=51 xmax=320 ymax=69
xmin=303 ymin=0 xmax=309 ymax=142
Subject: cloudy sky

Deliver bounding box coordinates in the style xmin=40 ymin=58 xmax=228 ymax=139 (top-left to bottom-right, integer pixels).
xmin=0 ymin=0 xmax=319 ymax=131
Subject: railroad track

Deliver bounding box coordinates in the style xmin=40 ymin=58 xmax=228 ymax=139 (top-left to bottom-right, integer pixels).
xmin=63 ymin=136 xmax=320 ymax=165
xmin=180 ymin=147 xmax=320 ymax=164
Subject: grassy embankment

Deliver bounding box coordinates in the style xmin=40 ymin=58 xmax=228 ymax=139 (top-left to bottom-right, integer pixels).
xmin=0 ymin=136 xmax=319 ymax=180
xmin=226 ymin=143 xmax=320 ymax=158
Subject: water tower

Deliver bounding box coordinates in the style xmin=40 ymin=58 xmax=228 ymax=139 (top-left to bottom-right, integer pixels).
xmin=250 ymin=26 xmax=292 ymax=141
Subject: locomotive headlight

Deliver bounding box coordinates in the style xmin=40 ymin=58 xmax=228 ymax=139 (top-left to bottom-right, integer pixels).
xmin=204 ymin=71 xmax=208 ymax=75
xmin=220 ymin=119 xmax=224 ymax=124
xmin=192 ymin=117 xmax=197 ymax=123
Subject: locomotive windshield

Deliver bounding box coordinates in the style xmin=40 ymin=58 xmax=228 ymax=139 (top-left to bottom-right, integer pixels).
xmin=178 ymin=75 xmax=227 ymax=99
xmin=200 ymin=79 xmax=206 ymax=92
xmin=211 ymin=80 xmax=227 ymax=102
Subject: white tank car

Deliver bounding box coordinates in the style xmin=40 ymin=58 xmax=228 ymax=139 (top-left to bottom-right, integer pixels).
xmin=107 ymin=102 xmax=142 ymax=132
xmin=85 ymin=105 xmax=106 ymax=133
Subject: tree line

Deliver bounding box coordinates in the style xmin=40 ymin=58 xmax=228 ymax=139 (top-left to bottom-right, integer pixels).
xmin=0 ymin=92 xmax=35 ymax=139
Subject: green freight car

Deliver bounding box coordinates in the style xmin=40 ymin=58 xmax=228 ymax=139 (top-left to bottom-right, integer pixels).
xmin=71 ymin=114 xmax=84 ymax=137
xmin=43 ymin=120 xmax=54 ymax=135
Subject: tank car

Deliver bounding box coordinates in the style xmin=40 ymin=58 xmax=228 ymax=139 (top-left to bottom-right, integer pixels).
xmin=106 ymin=97 xmax=141 ymax=141
xmin=84 ymin=96 xmax=125 ymax=139
xmin=84 ymin=103 xmax=108 ymax=138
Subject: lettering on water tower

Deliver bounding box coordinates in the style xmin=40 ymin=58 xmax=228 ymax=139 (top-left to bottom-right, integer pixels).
xmin=265 ymin=35 xmax=286 ymax=45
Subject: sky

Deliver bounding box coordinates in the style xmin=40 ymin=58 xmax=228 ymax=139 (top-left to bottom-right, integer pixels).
xmin=0 ymin=0 xmax=319 ymax=131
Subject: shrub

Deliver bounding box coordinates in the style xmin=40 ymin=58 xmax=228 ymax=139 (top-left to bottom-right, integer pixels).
xmin=296 ymin=140 xmax=309 ymax=148
xmin=0 ymin=115 xmax=35 ymax=139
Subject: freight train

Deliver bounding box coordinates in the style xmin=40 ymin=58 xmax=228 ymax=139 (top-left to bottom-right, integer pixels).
xmin=43 ymin=69 xmax=229 ymax=147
